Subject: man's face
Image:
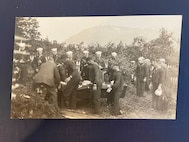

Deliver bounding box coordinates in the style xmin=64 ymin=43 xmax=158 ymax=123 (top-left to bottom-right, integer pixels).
xmin=52 ymin=51 xmax=57 ymax=55
xmin=87 ymin=59 xmax=93 ymax=64
xmin=84 ymin=53 xmax=89 ymax=58
xmin=96 ymin=54 xmax=101 ymax=59
xmin=38 ymin=50 xmax=43 ymax=55
xmin=138 ymin=59 xmax=143 ymax=64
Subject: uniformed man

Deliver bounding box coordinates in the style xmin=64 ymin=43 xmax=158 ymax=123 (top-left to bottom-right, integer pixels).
xmin=108 ymin=65 xmax=123 ymax=115
xmin=80 ymin=50 xmax=89 ymax=80
xmin=32 ymin=47 xmax=46 ymax=73
xmin=135 ymin=57 xmax=148 ymax=97
xmin=151 ymin=60 xmax=164 ymax=110
xmin=66 ymin=51 xmax=73 ymax=61
xmin=107 ymin=52 xmax=119 ymax=81
xmin=87 ymin=57 xmax=102 ymax=114
xmin=94 ymin=51 xmax=105 ymax=70
xmin=60 ymin=60 xmax=81 ymax=109
xmin=159 ymin=58 xmax=168 ymax=83
xmin=51 ymin=48 xmax=61 ymax=64
xmin=144 ymin=59 xmax=151 ymax=93
xmin=130 ymin=61 xmax=136 ymax=85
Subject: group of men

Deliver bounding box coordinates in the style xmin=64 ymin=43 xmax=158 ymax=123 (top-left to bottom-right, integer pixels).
xmin=13 ymin=44 xmax=168 ymax=116
xmin=27 ymin=47 xmax=124 ymax=116
xmin=134 ymin=56 xmax=168 ymax=110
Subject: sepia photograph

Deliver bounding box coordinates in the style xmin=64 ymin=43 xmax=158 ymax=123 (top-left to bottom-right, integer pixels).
xmin=11 ymin=15 xmax=182 ymax=119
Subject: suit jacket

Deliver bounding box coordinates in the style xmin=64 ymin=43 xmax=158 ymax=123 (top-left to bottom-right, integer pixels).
xmin=136 ymin=63 xmax=148 ymax=79
xmin=32 ymin=55 xmax=46 ymax=69
xmin=62 ymin=69 xmax=81 ymax=97
xmin=112 ymin=71 xmax=124 ymax=91
xmin=33 ymin=61 xmax=60 ymax=87
xmin=53 ymin=54 xmax=62 ymax=64
xmin=88 ymin=63 xmax=102 ymax=84
xmin=151 ymin=66 xmax=164 ymax=87
xmin=94 ymin=57 xmax=105 ymax=69
xmin=58 ymin=65 xmax=67 ymax=81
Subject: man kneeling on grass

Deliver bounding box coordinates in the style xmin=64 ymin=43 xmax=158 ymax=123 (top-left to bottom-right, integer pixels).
xmin=33 ymin=56 xmax=60 ymax=107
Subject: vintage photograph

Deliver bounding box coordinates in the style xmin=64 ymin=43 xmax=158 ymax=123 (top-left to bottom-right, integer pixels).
xmin=11 ymin=16 xmax=182 ymax=119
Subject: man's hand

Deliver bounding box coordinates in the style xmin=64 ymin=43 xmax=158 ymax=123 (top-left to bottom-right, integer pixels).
xmin=158 ymin=84 xmax=162 ymax=90
xmin=65 ymin=76 xmax=71 ymax=83
xmin=143 ymin=77 xmax=147 ymax=82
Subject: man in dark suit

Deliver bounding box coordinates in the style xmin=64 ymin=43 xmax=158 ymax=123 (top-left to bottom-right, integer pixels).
xmin=151 ymin=60 xmax=164 ymax=110
xmin=33 ymin=56 xmax=60 ymax=105
xmin=94 ymin=51 xmax=105 ymax=70
xmin=108 ymin=65 xmax=123 ymax=115
xmin=87 ymin=57 xmax=102 ymax=114
xmin=135 ymin=57 xmax=148 ymax=97
xmin=60 ymin=60 xmax=81 ymax=109
xmin=80 ymin=50 xmax=89 ymax=80
xmin=32 ymin=47 xmax=46 ymax=73
xmin=51 ymin=48 xmax=62 ymax=65
xmin=144 ymin=59 xmax=151 ymax=93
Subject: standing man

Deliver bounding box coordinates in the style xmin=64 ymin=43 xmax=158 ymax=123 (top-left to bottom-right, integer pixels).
xmin=32 ymin=47 xmax=46 ymax=73
xmin=135 ymin=57 xmax=148 ymax=97
xmin=60 ymin=60 xmax=81 ymax=109
xmin=80 ymin=50 xmax=89 ymax=80
xmin=108 ymin=65 xmax=123 ymax=115
xmin=144 ymin=59 xmax=151 ymax=93
xmin=87 ymin=57 xmax=102 ymax=114
xmin=94 ymin=51 xmax=105 ymax=70
xmin=52 ymin=48 xmax=61 ymax=65
xmin=151 ymin=60 xmax=164 ymax=110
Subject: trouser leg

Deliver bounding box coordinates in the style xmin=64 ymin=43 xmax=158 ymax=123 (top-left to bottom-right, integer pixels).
xmin=69 ymin=89 xmax=77 ymax=109
xmin=140 ymin=80 xmax=145 ymax=96
xmin=107 ymin=91 xmax=113 ymax=106
xmin=93 ymin=88 xmax=101 ymax=114
xmin=112 ymin=90 xmax=121 ymax=115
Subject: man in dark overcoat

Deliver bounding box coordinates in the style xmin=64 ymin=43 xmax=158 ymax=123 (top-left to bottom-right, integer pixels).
xmin=80 ymin=50 xmax=89 ymax=80
xmin=151 ymin=60 xmax=164 ymax=110
xmin=108 ymin=65 xmax=123 ymax=115
xmin=61 ymin=60 xmax=81 ymax=109
xmin=135 ymin=57 xmax=148 ymax=97
xmin=87 ymin=57 xmax=102 ymax=114
xmin=32 ymin=48 xmax=46 ymax=73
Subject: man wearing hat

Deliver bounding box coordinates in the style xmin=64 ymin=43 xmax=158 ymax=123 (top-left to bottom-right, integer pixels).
xmin=32 ymin=47 xmax=46 ymax=73
xmin=60 ymin=59 xmax=81 ymax=109
xmin=51 ymin=48 xmax=62 ymax=64
xmin=144 ymin=58 xmax=151 ymax=93
xmin=94 ymin=51 xmax=105 ymax=70
xmin=66 ymin=51 xmax=73 ymax=61
xmin=107 ymin=65 xmax=123 ymax=115
xmin=135 ymin=57 xmax=148 ymax=97
xmin=107 ymin=52 xmax=119 ymax=81
xmin=80 ymin=50 xmax=89 ymax=80
xmin=151 ymin=60 xmax=164 ymax=110
xmin=87 ymin=57 xmax=102 ymax=114
xmin=159 ymin=58 xmax=168 ymax=82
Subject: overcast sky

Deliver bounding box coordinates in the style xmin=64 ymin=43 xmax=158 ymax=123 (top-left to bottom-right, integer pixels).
xmin=36 ymin=15 xmax=182 ymax=43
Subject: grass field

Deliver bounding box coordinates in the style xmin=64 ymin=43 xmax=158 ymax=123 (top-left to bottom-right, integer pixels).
xmin=11 ymin=82 xmax=177 ymax=119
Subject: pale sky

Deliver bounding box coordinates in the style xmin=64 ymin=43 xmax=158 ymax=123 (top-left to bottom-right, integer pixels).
xmin=36 ymin=15 xmax=182 ymax=43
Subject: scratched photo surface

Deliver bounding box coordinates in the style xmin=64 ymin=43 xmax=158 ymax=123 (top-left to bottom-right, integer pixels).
xmin=11 ymin=16 xmax=182 ymax=119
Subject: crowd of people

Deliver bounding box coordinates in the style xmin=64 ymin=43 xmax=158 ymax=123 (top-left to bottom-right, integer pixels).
xmin=133 ymin=56 xmax=168 ymax=110
xmin=12 ymin=44 xmax=169 ymax=117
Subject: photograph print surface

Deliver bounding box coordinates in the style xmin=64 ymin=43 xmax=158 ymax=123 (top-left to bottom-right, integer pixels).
xmin=11 ymin=16 xmax=182 ymax=119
